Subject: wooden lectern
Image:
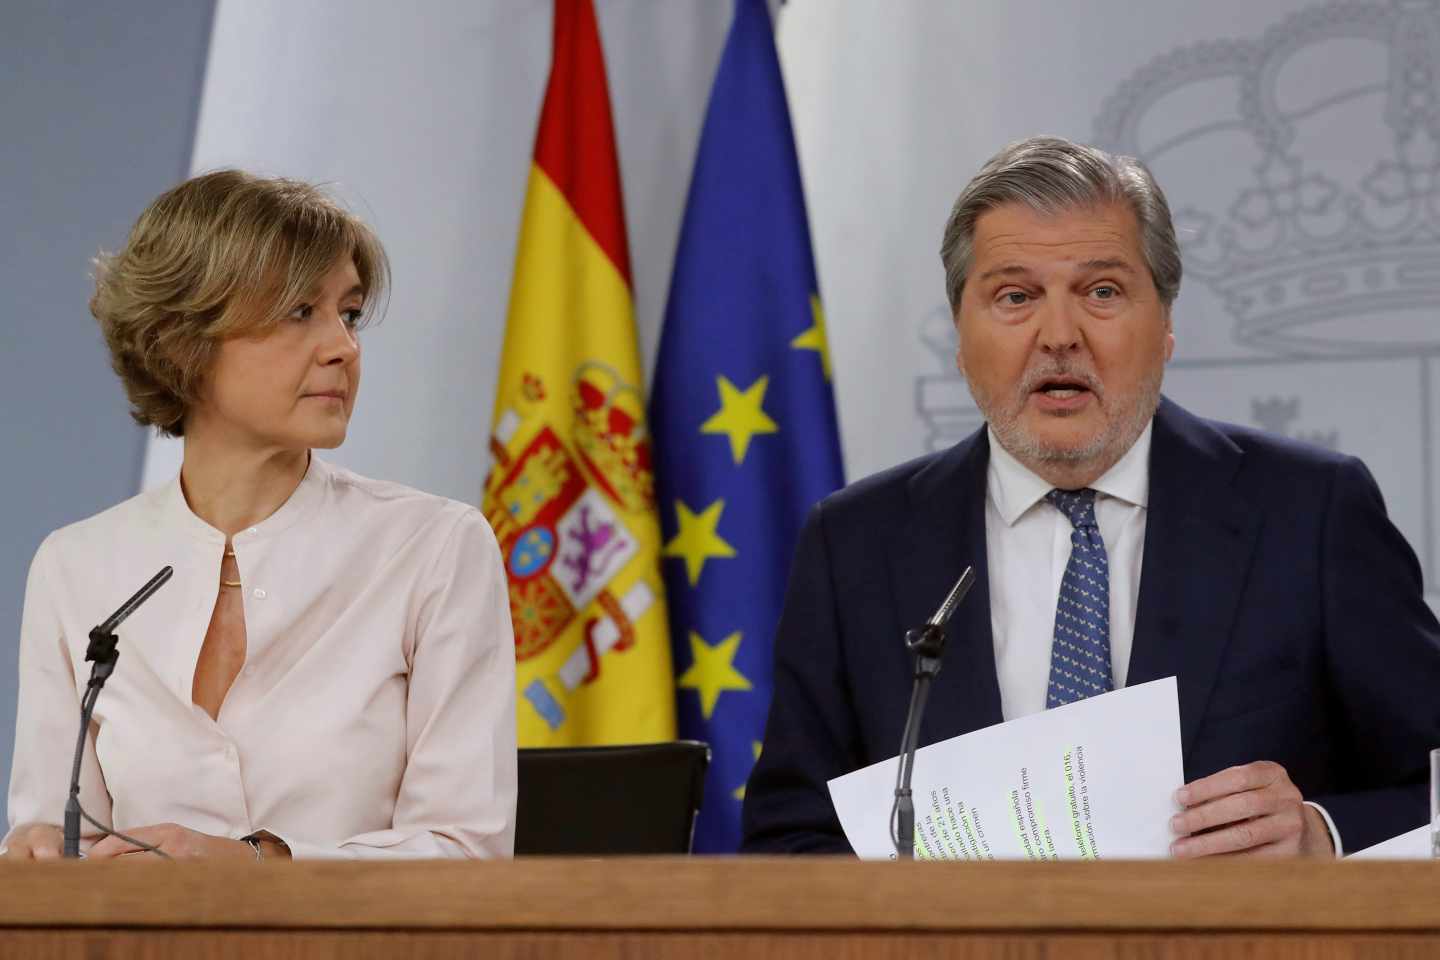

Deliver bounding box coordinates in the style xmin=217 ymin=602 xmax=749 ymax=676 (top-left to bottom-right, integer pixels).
xmin=0 ymin=858 xmax=1435 ymax=957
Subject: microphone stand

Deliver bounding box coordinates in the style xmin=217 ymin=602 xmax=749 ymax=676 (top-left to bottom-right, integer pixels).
xmin=892 ymin=565 xmax=975 ymax=860
xmin=63 ymin=566 xmax=173 ymax=858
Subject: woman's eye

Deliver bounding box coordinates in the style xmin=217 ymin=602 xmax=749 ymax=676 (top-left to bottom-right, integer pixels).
xmin=342 ymin=308 xmax=364 ymax=329
xmin=288 ymin=304 xmax=313 ymax=322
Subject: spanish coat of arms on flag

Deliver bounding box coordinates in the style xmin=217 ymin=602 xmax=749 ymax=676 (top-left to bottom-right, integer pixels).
xmin=482 ymin=0 xmax=675 ymax=746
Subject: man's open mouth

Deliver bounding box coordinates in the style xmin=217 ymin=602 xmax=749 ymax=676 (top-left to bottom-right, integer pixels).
xmin=1033 ymin=376 xmax=1092 ymax=400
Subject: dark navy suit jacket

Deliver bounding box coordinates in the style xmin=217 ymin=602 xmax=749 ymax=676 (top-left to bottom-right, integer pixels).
xmin=741 ymin=398 xmax=1440 ymax=855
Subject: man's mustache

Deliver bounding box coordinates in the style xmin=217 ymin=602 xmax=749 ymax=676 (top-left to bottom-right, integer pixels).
xmin=1016 ymin=364 xmax=1104 ymax=398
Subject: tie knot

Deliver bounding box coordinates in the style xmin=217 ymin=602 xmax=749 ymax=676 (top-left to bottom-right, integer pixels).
xmin=1047 ymin=488 xmax=1098 ymax=530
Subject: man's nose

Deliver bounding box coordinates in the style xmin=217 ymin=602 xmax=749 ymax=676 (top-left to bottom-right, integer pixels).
xmin=1035 ymin=296 xmax=1082 ymax=353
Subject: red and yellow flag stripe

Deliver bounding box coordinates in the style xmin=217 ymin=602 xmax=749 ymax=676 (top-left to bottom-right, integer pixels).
xmin=483 ymin=0 xmax=675 ymax=746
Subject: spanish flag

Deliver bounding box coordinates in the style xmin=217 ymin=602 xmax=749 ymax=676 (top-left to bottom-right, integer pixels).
xmin=482 ymin=0 xmax=675 ymax=746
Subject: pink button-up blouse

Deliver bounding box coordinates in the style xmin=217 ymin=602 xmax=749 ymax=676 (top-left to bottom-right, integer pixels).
xmin=7 ymin=456 xmax=516 ymax=859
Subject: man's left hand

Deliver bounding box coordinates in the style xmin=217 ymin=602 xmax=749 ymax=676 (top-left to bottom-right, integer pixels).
xmin=1170 ymin=761 xmax=1335 ymax=858
xmin=86 ymin=824 xmax=257 ymax=861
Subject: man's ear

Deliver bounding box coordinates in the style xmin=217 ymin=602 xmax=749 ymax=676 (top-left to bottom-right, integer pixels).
xmin=1163 ymin=308 xmax=1176 ymax=363
xmin=953 ymin=310 xmax=966 ymax=378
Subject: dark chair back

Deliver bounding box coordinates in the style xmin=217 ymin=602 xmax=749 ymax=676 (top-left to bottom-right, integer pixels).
xmin=515 ymin=740 xmax=710 ymax=855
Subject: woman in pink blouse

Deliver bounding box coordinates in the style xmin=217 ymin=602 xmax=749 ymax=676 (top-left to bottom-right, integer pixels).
xmin=4 ymin=171 xmax=516 ymax=861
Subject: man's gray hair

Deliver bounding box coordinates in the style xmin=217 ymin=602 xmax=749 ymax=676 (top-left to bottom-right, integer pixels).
xmin=939 ymin=136 xmax=1182 ymax=312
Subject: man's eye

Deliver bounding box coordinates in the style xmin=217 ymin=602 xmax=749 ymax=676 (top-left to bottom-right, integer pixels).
xmin=1092 ymin=286 xmax=1119 ymax=300
xmin=1001 ymin=291 xmax=1029 ymax=306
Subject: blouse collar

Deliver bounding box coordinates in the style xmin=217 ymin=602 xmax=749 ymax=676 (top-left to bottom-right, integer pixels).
xmin=154 ymin=454 xmax=330 ymax=545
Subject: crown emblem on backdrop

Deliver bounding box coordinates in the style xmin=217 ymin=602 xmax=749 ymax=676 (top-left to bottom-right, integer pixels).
xmin=1093 ymin=0 xmax=1440 ymax=358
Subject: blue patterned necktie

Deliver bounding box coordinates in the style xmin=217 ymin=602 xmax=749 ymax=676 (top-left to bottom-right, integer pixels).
xmin=1046 ymin=488 xmax=1113 ymax=707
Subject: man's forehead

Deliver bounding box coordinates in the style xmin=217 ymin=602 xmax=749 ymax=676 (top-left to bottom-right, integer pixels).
xmin=970 ymin=201 xmax=1143 ymax=266
xmin=976 ymin=258 xmax=1138 ymax=284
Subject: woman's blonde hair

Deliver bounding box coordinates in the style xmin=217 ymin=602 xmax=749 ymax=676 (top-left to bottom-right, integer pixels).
xmin=91 ymin=169 xmax=389 ymax=437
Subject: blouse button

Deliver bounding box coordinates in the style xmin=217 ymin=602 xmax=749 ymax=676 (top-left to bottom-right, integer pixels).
xmin=252 ymin=588 xmax=266 ymax=600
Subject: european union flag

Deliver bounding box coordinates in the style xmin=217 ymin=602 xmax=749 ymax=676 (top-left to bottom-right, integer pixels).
xmin=650 ymin=0 xmax=845 ymax=854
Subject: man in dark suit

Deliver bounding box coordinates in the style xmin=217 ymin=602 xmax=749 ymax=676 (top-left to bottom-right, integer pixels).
xmin=741 ymin=136 xmax=1440 ymax=857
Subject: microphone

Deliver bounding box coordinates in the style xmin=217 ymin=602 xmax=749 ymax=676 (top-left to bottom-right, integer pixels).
xmin=92 ymin=566 xmax=173 ymax=638
xmin=892 ymin=565 xmax=975 ymax=860
xmin=904 ymin=566 xmax=976 ymax=657
xmin=63 ymin=566 xmax=173 ymax=858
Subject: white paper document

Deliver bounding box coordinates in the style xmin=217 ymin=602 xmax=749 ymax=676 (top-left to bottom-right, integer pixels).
xmin=1348 ymin=824 xmax=1433 ymax=859
xmin=827 ymin=677 xmax=1184 ymax=860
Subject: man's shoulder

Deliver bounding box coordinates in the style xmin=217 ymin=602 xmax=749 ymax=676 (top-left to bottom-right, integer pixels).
xmin=825 ymin=450 xmax=942 ymax=505
xmin=1164 ymin=400 xmax=1355 ymax=476
xmin=817 ymin=437 xmax=981 ymax=527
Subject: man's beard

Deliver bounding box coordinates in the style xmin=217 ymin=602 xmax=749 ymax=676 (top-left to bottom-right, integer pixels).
xmin=968 ymin=359 xmax=1164 ymax=469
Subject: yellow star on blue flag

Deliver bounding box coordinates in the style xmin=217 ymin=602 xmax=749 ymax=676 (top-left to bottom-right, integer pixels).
xmin=732 ymin=742 xmax=763 ymax=801
xmin=649 ymin=0 xmax=844 ymax=853
xmin=701 ymin=375 xmax=779 ymax=464
xmin=662 ymin=499 xmax=736 ymax=587
xmin=790 ymin=296 xmax=832 ymax=381
xmin=677 ymin=630 xmax=752 ymax=719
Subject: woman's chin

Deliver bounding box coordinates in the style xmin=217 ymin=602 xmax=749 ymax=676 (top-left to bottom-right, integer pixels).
xmin=285 ymin=421 xmax=348 ymax=451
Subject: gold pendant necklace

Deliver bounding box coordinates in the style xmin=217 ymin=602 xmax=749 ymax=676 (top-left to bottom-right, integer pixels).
xmin=222 ymin=547 xmax=240 ymax=587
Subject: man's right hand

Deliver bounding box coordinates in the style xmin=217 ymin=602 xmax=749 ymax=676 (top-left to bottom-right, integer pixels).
xmin=2 ymin=823 xmax=63 ymax=860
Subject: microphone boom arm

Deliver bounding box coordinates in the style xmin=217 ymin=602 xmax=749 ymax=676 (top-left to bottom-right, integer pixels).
xmin=62 ymin=566 xmax=172 ymax=858
xmin=892 ymin=565 xmax=975 ymax=860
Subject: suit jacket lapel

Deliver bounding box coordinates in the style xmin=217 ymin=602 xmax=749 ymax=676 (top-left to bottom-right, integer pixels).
xmin=895 ymin=430 xmax=1004 ymax=743
xmin=1128 ymin=398 xmax=1261 ymax=761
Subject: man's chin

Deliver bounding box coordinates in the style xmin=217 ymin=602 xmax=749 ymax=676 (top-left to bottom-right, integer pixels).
xmin=1002 ymin=424 xmax=1108 ymax=465
xmin=1030 ymin=441 xmax=1105 ymax=464
xmin=1015 ymin=418 xmax=1107 ymax=458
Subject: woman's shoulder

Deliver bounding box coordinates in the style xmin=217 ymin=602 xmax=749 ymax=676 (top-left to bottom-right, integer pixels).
xmin=25 ymin=486 xmax=175 ymax=598
xmin=40 ymin=486 xmax=171 ymax=559
xmin=319 ymin=460 xmax=497 ymax=545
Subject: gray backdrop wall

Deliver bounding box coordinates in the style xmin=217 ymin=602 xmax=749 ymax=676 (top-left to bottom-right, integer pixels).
xmin=0 ymin=0 xmax=216 ymax=827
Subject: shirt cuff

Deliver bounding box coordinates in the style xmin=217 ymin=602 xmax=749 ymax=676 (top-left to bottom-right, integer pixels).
xmin=257 ymin=827 xmax=451 ymax=860
xmin=1304 ymin=800 xmax=1343 ymax=857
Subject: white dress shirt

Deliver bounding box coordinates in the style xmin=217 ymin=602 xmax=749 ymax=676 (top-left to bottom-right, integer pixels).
xmin=982 ymin=425 xmax=1342 ymax=853
xmin=6 ymin=456 xmax=517 ymax=859
xmin=985 ymin=424 xmax=1151 ymax=722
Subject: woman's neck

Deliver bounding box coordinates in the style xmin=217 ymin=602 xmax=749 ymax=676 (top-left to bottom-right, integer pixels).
xmin=179 ymin=431 xmax=310 ymax=536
